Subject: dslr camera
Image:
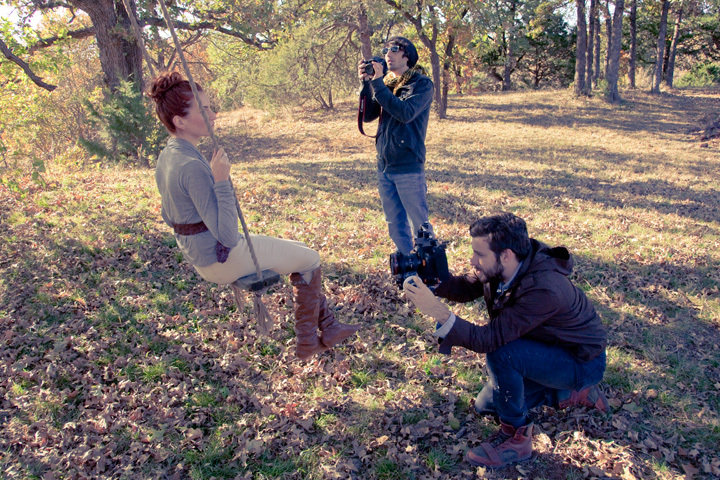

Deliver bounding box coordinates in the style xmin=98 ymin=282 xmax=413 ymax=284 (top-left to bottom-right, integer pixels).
xmin=361 ymin=56 xmax=387 ymax=77
xmin=389 ymin=223 xmax=450 ymax=288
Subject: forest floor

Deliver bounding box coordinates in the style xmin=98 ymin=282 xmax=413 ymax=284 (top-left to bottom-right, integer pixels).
xmin=1 ymin=87 xmax=719 ymax=479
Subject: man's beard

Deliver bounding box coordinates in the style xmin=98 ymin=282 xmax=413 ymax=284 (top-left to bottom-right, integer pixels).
xmin=475 ymin=259 xmax=504 ymax=284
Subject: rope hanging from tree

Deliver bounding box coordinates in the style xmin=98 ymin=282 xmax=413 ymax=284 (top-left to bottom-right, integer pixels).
xmin=122 ymin=0 xmax=277 ymax=333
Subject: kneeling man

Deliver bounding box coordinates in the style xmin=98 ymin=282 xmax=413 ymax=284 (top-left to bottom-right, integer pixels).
xmin=404 ymin=212 xmax=609 ymax=468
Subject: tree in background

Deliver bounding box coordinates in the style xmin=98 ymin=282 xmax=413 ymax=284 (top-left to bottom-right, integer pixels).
xmin=606 ymin=0 xmax=625 ymax=101
xmin=3 ymin=0 xmax=143 ymax=92
xmin=593 ymin=8 xmax=601 ymax=85
xmin=587 ymin=0 xmax=598 ymax=92
xmin=574 ymin=0 xmax=588 ymax=94
xmin=628 ymin=0 xmax=638 ymax=87
xmin=664 ymin=0 xmax=684 ymax=87
xmin=604 ymin=0 xmax=612 ymax=77
xmin=525 ymin=0 xmax=574 ymax=88
xmin=382 ymin=0 xmax=465 ymax=118
xmin=1 ymin=0 xmax=719 ymax=176
xmin=651 ymin=0 xmax=670 ymax=92
xmin=0 ymin=9 xmax=103 ymax=178
xmin=238 ymin=16 xmax=358 ymax=110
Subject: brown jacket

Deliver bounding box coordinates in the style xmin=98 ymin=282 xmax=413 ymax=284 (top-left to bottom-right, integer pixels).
xmin=433 ymin=239 xmax=607 ymax=362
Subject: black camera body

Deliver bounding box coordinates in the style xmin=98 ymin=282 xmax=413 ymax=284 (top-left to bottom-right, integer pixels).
xmin=362 ymin=56 xmax=387 ymax=77
xmin=390 ymin=223 xmax=450 ymax=288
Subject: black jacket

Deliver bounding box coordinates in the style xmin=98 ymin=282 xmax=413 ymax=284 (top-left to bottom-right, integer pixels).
xmin=433 ymin=239 xmax=607 ymax=362
xmin=361 ymin=71 xmax=433 ymax=174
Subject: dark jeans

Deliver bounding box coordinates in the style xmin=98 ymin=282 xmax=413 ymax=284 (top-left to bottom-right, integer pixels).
xmin=474 ymin=338 xmax=607 ymax=428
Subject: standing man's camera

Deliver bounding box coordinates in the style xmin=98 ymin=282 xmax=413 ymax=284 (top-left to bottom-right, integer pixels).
xmin=389 ymin=223 xmax=449 ymax=288
xmin=361 ymin=56 xmax=387 ymax=77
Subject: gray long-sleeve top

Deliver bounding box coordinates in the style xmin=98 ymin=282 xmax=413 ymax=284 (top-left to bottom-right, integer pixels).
xmin=155 ymin=137 xmax=240 ymax=267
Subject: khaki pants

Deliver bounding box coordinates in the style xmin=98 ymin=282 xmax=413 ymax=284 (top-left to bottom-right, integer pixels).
xmin=194 ymin=234 xmax=320 ymax=285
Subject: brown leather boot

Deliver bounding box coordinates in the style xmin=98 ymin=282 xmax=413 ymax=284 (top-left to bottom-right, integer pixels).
xmin=316 ymin=290 xmax=359 ymax=348
xmin=289 ymin=271 xmax=327 ymax=360
xmin=558 ymin=384 xmax=609 ymax=413
xmin=466 ymin=422 xmax=533 ymax=468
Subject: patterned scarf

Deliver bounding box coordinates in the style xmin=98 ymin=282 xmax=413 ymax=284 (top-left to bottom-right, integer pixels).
xmin=384 ymin=64 xmax=428 ymax=95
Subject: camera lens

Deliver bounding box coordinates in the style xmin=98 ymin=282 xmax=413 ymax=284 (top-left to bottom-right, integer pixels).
xmin=364 ymin=63 xmax=374 ymax=76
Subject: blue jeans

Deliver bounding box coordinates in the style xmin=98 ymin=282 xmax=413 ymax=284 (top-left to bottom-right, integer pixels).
xmin=474 ymin=338 xmax=606 ymax=428
xmin=377 ymin=170 xmax=431 ymax=255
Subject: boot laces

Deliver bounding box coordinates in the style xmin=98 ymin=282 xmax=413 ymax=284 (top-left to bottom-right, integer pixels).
xmin=486 ymin=427 xmax=512 ymax=447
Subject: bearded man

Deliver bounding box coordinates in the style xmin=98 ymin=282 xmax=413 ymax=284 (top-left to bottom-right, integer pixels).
xmin=404 ymin=212 xmax=609 ymax=468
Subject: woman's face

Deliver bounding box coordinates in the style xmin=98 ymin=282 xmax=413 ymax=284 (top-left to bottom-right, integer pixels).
xmin=173 ymin=91 xmax=216 ymax=144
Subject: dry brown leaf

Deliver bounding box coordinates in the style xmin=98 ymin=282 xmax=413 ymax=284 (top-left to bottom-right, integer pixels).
xmin=681 ymin=462 xmax=699 ymax=478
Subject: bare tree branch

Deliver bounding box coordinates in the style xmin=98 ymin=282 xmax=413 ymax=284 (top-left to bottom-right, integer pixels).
xmin=28 ymin=0 xmax=73 ymax=8
xmin=0 ymin=37 xmax=56 ymax=91
xmin=27 ymin=27 xmax=95 ymax=53
xmin=141 ymin=16 xmax=275 ymax=50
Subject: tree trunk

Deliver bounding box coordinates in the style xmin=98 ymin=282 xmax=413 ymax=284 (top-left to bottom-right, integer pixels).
xmin=426 ymin=26 xmax=443 ymax=116
xmin=665 ymin=2 xmax=683 ymax=88
xmin=454 ymin=65 xmax=463 ymax=94
xmin=357 ymin=2 xmax=373 ymax=60
xmin=629 ymin=0 xmax=637 ymax=88
xmin=651 ymin=0 xmax=669 ymax=93
xmin=502 ymin=33 xmax=513 ymax=90
xmin=586 ymin=0 xmax=597 ymax=93
xmin=606 ymin=0 xmax=625 ymax=103
xmin=439 ymin=27 xmax=458 ymax=118
xmin=604 ymin=0 xmax=612 ymax=78
xmin=574 ymin=0 xmax=587 ymax=95
xmin=594 ymin=14 xmax=601 ymax=83
xmin=72 ymin=0 xmax=144 ymax=92
xmin=440 ymin=63 xmax=449 ymax=117
xmin=502 ymin=0 xmax=517 ymax=91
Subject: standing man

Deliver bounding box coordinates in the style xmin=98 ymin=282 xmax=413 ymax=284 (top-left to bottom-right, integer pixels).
xmin=357 ymin=36 xmax=434 ymax=255
xmin=403 ymin=212 xmax=609 ymax=468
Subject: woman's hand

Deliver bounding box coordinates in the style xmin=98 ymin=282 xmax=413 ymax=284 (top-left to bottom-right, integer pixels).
xmin=210 ymin=147 xmax=231 ymax=182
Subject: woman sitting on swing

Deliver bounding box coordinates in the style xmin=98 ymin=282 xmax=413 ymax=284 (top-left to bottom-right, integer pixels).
xmin=149 ymin=71 xmax=359 ymax=360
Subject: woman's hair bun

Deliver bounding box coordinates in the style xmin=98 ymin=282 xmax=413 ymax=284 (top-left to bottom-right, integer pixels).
xmin=148 ymin=71 xmax=185 ymax=101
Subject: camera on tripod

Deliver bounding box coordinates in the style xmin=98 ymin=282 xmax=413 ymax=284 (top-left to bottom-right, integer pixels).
xmin=389 ymin=223 xmax=449 ymax=288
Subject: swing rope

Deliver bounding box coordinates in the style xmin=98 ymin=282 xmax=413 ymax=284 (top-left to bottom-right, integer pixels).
xmin=120 ymin=0 xmax=156 ymax=79
xmin=123 ymin=0 xmax=276 ymax=333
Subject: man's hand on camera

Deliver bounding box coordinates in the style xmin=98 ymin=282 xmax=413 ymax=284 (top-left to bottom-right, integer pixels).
xmin=403 ymin=276 xmax=451 ymax=324
xmin=357 ymin=61 xmax=371 ymax=81
xmin=369 ymin=61 xmax=383 ymax=80
xmin=357 ymin=60 xmax=384 ymax=82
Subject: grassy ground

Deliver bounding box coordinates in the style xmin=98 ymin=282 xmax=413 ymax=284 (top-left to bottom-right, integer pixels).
xmin=1 ymin=87 xmax=719 ymax=479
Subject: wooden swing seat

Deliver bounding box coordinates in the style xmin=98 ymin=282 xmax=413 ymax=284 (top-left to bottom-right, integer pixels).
xmin=231 ymin=270 xmax=282 ymax=292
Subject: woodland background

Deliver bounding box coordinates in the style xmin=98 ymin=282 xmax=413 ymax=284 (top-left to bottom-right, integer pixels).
xmin=1 ymin=0 xmax=719 ymax=479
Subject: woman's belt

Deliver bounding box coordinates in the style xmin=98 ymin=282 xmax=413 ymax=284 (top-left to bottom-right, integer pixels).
xmin=172 ymin=221 xmax=230 ymax=263
xmin=173 ymin=221 xmax=208 ymax=235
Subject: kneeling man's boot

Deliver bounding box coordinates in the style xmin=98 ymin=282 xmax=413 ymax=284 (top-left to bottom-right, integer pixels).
xmin=558 ymin=384 xmax=609 ymax=413
xmin=466 ymin=422 xmax=533 ymax=468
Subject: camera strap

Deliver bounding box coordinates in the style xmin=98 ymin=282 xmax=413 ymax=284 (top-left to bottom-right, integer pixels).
xmin=357 ymin=92 xmax=382 ymax=138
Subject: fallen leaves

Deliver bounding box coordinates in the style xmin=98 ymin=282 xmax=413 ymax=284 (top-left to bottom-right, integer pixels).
xmin=2 ymin=90 xmax=720 ymax=479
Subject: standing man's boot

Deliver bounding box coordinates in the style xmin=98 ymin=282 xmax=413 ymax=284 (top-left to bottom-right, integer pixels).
xmin=289 ymin=271 xmax=327 ymax=360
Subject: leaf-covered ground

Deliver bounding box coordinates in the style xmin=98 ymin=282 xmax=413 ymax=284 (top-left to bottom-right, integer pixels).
xmin=1 ymin=88 xmax=719 ymax=479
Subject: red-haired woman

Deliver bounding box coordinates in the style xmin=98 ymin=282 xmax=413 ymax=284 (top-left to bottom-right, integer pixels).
xmin=149 ymin=72 xmax=358 ymax=360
